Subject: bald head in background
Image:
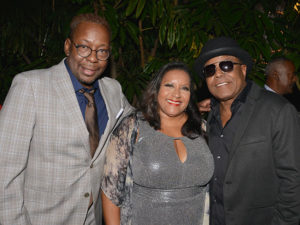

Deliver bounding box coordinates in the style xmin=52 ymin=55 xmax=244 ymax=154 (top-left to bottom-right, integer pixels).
xmin=265 ymin=57 xmax=297 ymax=95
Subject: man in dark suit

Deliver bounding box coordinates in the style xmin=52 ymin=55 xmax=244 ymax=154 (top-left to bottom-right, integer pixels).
xmin=264 ymin=57 xmax=300 ymax=113
xmin=265 ymin=57 xmax=297 ymax=95
xmin=194 ymin=37 xmax=300 ymax=225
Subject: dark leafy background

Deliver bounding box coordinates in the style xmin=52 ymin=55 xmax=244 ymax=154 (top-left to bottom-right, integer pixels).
xmin=1 ymin=0 xmax=299 ymax=107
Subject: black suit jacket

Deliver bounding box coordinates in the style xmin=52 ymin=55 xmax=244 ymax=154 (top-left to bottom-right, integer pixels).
xmin=207 ymin=82 xmax=300 ymax=225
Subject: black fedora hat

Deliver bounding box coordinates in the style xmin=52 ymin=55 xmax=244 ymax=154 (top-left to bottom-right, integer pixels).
xmin=194 ymin=37 xmax=253 ymax=78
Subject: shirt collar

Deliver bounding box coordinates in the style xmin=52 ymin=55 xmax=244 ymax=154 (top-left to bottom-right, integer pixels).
xmin=264 ymin=84 xmax=277 ymax=93
xmin=64 ymin=59 xmax=99 ymax=92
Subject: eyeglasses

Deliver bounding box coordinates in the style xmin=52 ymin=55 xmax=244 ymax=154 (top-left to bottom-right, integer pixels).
xmin=72 ymin=42 xmax=110 ymax=61
xmin=203 ymin=61 xmax=243 ymax=78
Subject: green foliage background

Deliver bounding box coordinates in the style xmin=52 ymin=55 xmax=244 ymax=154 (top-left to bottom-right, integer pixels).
xmin=1 ymin=0 xmax=299 ymax=105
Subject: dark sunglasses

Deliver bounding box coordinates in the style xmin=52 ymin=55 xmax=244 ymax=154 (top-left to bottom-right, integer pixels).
xmin=203 ymin=61 xmax=243 ymax=78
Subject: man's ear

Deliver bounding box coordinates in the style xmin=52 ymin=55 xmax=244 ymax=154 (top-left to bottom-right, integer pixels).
xmin=64 ymin=38 xmax=71 ymax=56
xmin=241 ymin=64 xmax=247 ymax=78
xmin=273 ymin=71 xmax=280 ymax=80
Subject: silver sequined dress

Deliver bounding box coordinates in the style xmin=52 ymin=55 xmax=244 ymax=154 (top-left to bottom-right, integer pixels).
xmin=131 ymin=119 xmax=214 ymax=225
xmin=101 ymin=114 xmax=214 ymax=225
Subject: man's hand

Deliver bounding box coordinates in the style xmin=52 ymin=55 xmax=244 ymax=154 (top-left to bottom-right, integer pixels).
xmin=198 ymin=98 xmax=211 ymax=113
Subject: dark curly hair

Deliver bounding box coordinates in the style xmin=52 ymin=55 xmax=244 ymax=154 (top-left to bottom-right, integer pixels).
xmin=138 ymin=62 xmax=203 ymax=139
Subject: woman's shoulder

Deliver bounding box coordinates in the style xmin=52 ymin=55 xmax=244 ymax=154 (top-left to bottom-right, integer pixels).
xmin=112 ymin=111 xmax=140 ymax=142
xmin=116 ymin=112 xmax=138 ymax=129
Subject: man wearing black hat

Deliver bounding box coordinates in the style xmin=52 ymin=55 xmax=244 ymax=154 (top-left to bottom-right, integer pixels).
xmin=194 ymin=37 xmax=300 ymax=225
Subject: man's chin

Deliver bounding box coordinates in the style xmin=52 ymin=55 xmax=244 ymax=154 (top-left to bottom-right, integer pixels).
xmin=78 ymin=78 xmax=98 ymax=89
xmin=216 ymin=95 xmax=235 ymax=102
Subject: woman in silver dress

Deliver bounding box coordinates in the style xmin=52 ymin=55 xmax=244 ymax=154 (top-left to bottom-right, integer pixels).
xmin=101 ymin=62 xmax=214 ymax=225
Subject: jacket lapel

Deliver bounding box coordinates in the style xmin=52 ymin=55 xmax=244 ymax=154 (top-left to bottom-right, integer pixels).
xmin=52 ymin=60 xmax=90 ymax=155
xmin=228 ymin=83 xmax=261 ymax=161
xmin=93 ymin=78 xmax=125 ymax=158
